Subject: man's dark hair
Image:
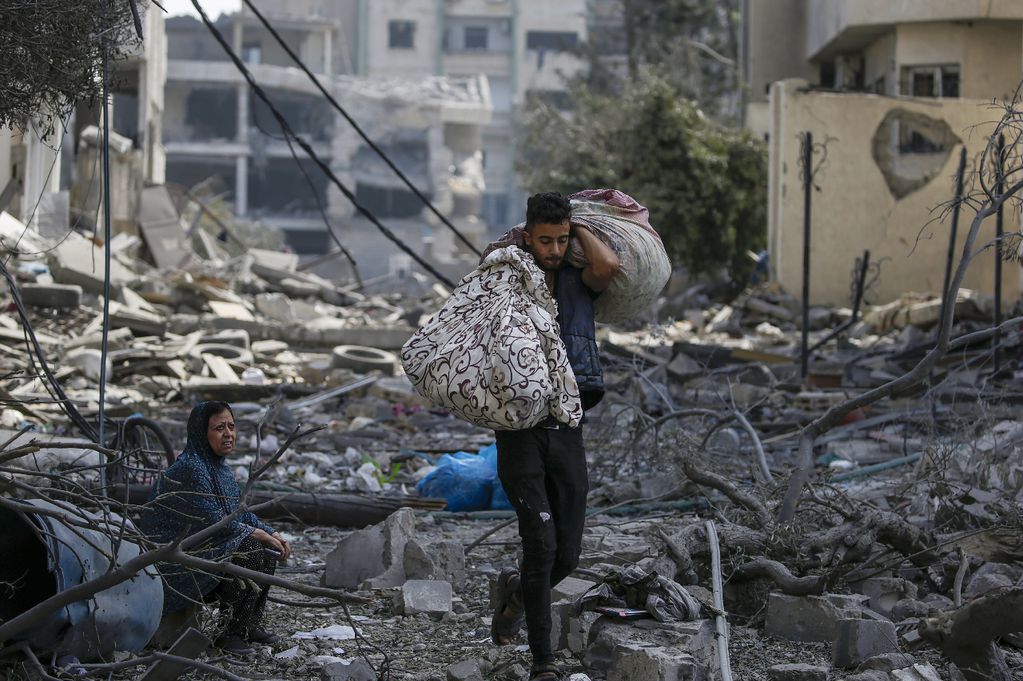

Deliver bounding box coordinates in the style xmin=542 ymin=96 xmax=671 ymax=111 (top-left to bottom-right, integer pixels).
xmin=525 ymin=192 xmax=572 ymax=230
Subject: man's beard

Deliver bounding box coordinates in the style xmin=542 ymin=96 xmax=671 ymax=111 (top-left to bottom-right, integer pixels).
xmin=536 ymin=255 xmax=562 ymax=271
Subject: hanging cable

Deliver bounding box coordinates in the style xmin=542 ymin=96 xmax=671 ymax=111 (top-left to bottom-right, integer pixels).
xmin=239 ymin=0 xmax=483 ymax=257
xmin=190 ymin=0 xmax=457 ymax=289
xmin=97 ymin=0 xmax=115 ymax=495
xmin=249 ymin=97 xmax=363 ymax=288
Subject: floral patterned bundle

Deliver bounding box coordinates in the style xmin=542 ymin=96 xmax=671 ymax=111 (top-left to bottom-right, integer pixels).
xmin=401 ymin=246 xmax=582 ymax=430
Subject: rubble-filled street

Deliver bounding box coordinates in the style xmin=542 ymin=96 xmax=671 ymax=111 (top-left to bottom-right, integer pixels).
xmin=1 ymin=194 xmax=1021 ymax=680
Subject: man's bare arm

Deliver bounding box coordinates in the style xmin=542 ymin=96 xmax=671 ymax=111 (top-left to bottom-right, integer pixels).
xmin=574 ymin=225 xmax=620 ymax=292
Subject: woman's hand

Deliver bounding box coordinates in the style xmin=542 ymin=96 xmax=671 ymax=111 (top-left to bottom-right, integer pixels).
xmin=250 ymin=528 xmax=291 ymax=563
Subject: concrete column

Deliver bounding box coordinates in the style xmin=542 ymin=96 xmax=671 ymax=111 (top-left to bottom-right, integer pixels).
xmin=0 ymin=127 xmax=13 ymax=196
xmin=21 ymin=121 xmax=61 ymax=225
xmin=235 ymin=154 xmax=248 ymax=217
xmin=324 ymin=28 xmax=333 ymax=77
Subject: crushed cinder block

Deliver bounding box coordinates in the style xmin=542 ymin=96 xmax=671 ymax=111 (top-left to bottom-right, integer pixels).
xmin=553 ymin=576 xmax=596 ymax=603
xmin=322 ymin=508 xmax=414 ymax=589
xmin=857 ymin=652 xmax=917 ymax=672
xmin=766 ymin=663 xmax=830 ymax=681
xmin=607 ymin=643 xmax=699 ymax=681
xmin=765 ymin=593 xmax=855 ymax=643
xmin=832 ymin=619 xmax=900 ymax=668
xmin=20 ymin=283 xmax=82 ymax=309
xmin=320 ymin=659 xmax=376 ymax=681
xmin=446 ymin=659 xmax=483 ymax=681
xmin=853 ymin=577 xmax=917 ymax=618
xmin=396 ymin=579 xmax=452 ymax=616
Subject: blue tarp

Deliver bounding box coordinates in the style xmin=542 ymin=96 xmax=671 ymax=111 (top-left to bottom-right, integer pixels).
xmin=416 ymin=443 xmax=513 ymax=512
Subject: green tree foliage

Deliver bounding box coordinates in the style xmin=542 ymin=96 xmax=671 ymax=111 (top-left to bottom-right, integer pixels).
xmin=518 ymin=76 xmax=767 ymax=285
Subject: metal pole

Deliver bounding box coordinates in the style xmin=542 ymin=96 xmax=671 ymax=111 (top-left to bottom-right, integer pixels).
xmin=994 ymin=135 xmax=1005 ymax=374
xmin=800 ymin=132 xmax=813 ymax=381
xmin=808 ymin=250 xmax=870 ymax=354
xmin=97 ymin=1 xmax=113 ymax=490
xmin=939 ymin=147 xmax=967 ymax=335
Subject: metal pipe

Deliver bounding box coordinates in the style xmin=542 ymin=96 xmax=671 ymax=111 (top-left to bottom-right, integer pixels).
xmin=705 ymin=520 xmax=734 ymax=681
xmin=800 ymin=132 xmax=813 ymax=381
xmin=939 ymin=147 xmax=968 ymax=335
xmin=994 ymin=134 xmax=1005 ymax=374
xmin=97 ymin=0 xmax=113 ymax=495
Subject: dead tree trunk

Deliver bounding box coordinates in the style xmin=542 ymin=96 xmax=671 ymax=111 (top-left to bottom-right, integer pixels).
xmin=919 ymin=586 xmax=1023 ymax=681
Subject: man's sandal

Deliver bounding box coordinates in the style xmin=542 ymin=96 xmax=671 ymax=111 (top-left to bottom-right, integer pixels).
xmin=490 ymin=568 xmax=524 ymax=645
xmin=529 ymin=661 xmax=561 ymax=680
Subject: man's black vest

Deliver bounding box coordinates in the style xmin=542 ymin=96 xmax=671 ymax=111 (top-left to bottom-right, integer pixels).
xmin=555 ymin=267 xmax=604 ymax=409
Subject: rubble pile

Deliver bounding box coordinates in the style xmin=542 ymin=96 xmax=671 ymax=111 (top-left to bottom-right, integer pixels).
xmin=1 ymin=195 xmax=1022 ymax=680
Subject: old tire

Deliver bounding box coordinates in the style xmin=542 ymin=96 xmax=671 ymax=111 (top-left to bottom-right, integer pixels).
xmin=188 ymin=343 xmax=254 ymax=364
xmin=331 ymin=345 xmax=396 ymax=375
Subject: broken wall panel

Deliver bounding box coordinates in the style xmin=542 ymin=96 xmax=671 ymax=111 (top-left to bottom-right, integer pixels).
xmin=767 ymin=79 xmax=1022 ymax=306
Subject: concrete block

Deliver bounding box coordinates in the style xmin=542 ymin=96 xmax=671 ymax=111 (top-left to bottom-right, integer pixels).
xmin=891 ymin=663 xmax=942 ymax=681
xmin=320 ymin=659 xmax=376 ymax=681
xmin=766 ymin=593 xmax=850 ymax=643
xmin=200 ymin=328 xmax=251 ymax=350
xmin=21 ymin=283 xmax=82 ymax=309
xmin=767 ymin=664 xmax=830 ymax=681
xmin=66 ymin=348 xmax=112 ymax=382
xmin=553 ymin=576 xmax=596 ymax=603
xmin=854 ymin=577 xmax=917 ymax=618
xmin=402 ymin=538 xmax=466 ymax=589
xmin=568 ymin=611 xmax=601 ymax=654
xmin=446 ymin=659 xmax=483 ymax=681
xmin=279 ymin=277 xmax=322 ymax=299
xmin=607 ymin=644 xmax=698 ymax=681
xmin=550 ymin=598 xmax=573 ymax=652
xmin=832 ymin=619 xmax=900 ymax=668
xmin=585 ymin=617 xmax=716 ymax=678
xmin=322 ymin=508 xmax=414 ymax=589
xmin=139 ymin=627 xmax=210 ymax=681
xmin=857 ymin=652 xmax=917 ymax=672
xmin=890 ymin=599 xmax=929 ymax=621
xmin=397 ymin=579 xmax=452 ymax=616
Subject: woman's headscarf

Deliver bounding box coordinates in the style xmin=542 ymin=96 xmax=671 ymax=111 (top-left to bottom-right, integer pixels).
xmin=185 ymin=400 xmax=233 ymax=460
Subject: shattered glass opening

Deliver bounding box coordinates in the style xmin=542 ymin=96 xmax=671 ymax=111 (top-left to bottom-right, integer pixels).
xmin=872 ymin=109 xmax=961 ymax=199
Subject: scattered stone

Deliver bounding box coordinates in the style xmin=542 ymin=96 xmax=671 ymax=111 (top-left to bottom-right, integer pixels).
xmin=20 ymin=283 xmax=82 ymax=309
xmin=765 ymin=593 xmax=852 ymax=643
xmin=322 ymin=508 xmax=415 ymax=589
xmin=446 ymin=659 xmax=483 ymax=681
xmin=857 ymin=652 xmax=917 ymax=672
xmin=890 ymin=599 xmax=930 ymax=621
xmin=397 ymin=580 xmax=453 ymax=616
xmin=891 ymin=663 xmax=942 ymax=681
xmin=552 ymin=576 xmax=596 ymax=603
xmin=854 ymin=577 xmax=918 ymax=618
xmin=832 ymin=619 xmax=900 ymax=668
xmin=607 ymin=644 xmax=699 ymax=681
xmin=320 ymin=659 xmax=376 ymax=681
xmin=766 ymin=663 xmax=830 ymax=681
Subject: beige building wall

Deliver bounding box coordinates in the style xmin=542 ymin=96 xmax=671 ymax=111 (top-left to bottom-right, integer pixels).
xmin=365 ymin=0 xmax=440 ymax=78
xmin=768 ymin=79 xmax=1020 ymax=306
xmin=744 ymin=0 xmax=815 ymax=104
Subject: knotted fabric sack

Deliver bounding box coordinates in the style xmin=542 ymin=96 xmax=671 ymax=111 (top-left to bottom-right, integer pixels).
xmin=401 ymin=246 xmax=582 ymax=430
xmin=482 ymin=188 xmax=671 ymax=324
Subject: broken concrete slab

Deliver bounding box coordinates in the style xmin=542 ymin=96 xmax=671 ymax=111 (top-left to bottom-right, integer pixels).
xmin=322 ymin=508 xmax=414 ymax=589
xmin=403 ymin=539 xmax=466 ymax=589
xmin=553 ymin=576 xmax=597 ymax=603
xmin=766 ymin=664 xmax=830 ymax=681
xmin=607 ymin=644 xmax=700 ymax=681
xmin=765 ymin=593 xmax=856 ymax=643
xmin=853 ymin=577 xmax=918 ymax=619
xmin=20 ymin=283 xmax=82 ymax=309
xmin=396 ymin=579 xmax=453 ymax=616
xmin=890 ymin=663 xmax=942 ymax=681
xmin=446 ymin=659 xmax=483 ymax=681
xmin=48 ymin=233 xmax=131 ymax=295
xmin=320 ymin=659 xmax=376 ymax=681
xmin=832 ymin=619 xmax=900 ymax=668
xmin=139 ymin=627 xmax=210 ymax=681
xmin=857 ymin=652 xmax=917 ymax=672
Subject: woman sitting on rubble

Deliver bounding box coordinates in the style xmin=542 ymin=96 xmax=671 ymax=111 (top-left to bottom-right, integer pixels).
xmin=139 ymin=400 xmax=291 ymax=654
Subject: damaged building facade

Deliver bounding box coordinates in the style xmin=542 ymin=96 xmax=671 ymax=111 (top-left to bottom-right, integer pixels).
xmin=164 ymin=1 xmax=589 ymax=274
xmin=743 ymin=1 xmax=1023 ymax=305
xmin=0 ymin=8 xmax=167 ymax=238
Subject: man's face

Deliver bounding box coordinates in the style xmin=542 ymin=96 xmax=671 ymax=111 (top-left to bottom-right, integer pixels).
xmin=207 ymin=410 xmax=236 ymax=457
xmin=523 ymin=221 xmax=571 ymax=272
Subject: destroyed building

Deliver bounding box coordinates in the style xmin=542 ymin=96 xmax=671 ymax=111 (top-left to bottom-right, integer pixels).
xmin=0 ymin=6 xmax=167 ymax=236
xmin=742 ymin=1 xmax=1023 ymax=305
xmin=164 ymin=6 xmax=493 ymax=280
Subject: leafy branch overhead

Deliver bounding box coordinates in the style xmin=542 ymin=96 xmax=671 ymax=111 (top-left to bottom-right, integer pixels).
xmin=0 ymin=0 xmax=144 ymax=130
xmin=518 ymin=76 xmax=767 ymax=286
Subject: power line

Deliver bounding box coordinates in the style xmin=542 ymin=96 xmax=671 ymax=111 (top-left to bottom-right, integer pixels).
xmin=190 ymin=0 xmax=458 ymax=290
xmin=239 ymin=0 xmax=483 ymax=258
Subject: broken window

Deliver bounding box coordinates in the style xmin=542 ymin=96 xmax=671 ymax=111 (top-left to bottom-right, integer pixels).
xmin=464 ymin=26 xmax=489 ymax=51
xmin=185 ymin=87 xmax=238 ymax=140
xmin=389 ymin=20 xmax=416 ymax=49
xmin=242 ymin=43 xmax=262 ymax=64
xmin=526 ymin=31 xmax=578 ymax=51
xmin=249 ymin=157 xmax=328 ymax=216
xmin=355 ymin=184 xmax=427 ymax=219
xmin=901 ymin=65 xmax=960 ymax=98
xmin=871 ymin=109 xmax=961 ymax=199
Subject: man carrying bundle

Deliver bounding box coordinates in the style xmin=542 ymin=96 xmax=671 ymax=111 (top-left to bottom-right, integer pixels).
xmin=489 ymin=192 xmax=619 ymax=681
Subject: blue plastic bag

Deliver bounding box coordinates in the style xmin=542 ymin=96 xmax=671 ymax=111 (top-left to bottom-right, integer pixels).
xmin=416 ymin=443 xmax=512 ymax=511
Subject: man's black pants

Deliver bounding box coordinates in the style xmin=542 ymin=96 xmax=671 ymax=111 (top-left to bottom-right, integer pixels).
xmin=495 ymin=424 xmax=588 ymax=664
